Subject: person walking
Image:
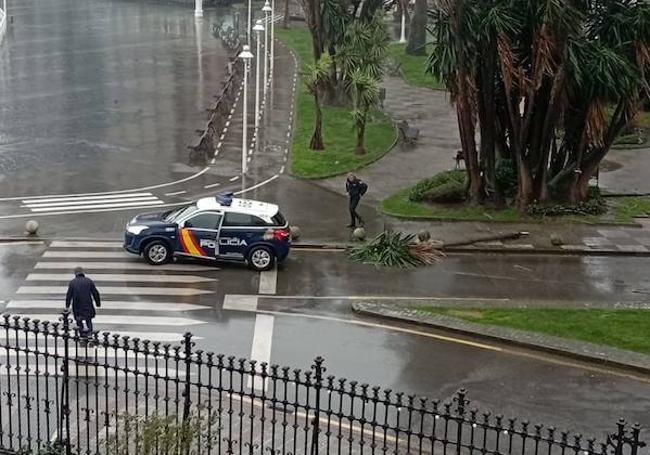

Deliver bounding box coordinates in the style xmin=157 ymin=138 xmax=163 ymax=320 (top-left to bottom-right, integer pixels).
xmin=65 ymin=267 xmax=101 ymax=339
xmin=346 ymin=173 xmax=368 ymax=228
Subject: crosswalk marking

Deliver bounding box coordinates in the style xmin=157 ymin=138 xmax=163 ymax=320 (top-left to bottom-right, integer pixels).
xmin=16 ymin=286 xmax=213 ymax=296
xmin=35 ymin=261 xmax=215 ymax=271
xmin=11 ymin=314 xmax=205 ymax=326
xmin=27 ymin=200 xmax=165 ymax=213
xmin=44 ymin=251 xmax=133 ymax=258
xmin=26 ymin=273 xmax=216 ymax=284
xmin=50 ymin=241 xmax=124 ymax=248
xmin=7 ymin=300 xmax=210 ymax=311
xmin=22 ymin=192 xmax=155 ymax=204
xmin=20 ymin=192 xmax=166 ymax=213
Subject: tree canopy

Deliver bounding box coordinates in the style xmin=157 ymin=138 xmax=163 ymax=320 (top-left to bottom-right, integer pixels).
xmin=428 ymin=0 xmax=650 ymax=209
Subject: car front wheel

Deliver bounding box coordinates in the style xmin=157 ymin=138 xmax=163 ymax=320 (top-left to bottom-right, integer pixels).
xmin=247 ymin=246 xmax=275 ymax=271
xmin=144 ymin=240 xmax=172 ymax=265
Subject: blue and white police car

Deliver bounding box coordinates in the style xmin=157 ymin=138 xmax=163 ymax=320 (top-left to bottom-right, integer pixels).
xmin=123 ymin=193 xmax=291 ymax=271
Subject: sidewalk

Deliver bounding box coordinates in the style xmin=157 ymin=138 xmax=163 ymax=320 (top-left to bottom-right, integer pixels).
xmin=303 ymin=74 xmax=650 ymax=254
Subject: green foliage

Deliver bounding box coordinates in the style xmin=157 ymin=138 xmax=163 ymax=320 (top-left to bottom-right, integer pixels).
xmin=348 ymin=231 xmax=443 ymax=268
xmin=276 ymin=27 xmax=396 ymax=177
xmin=612 ymin=196 xmax=650 ymax=222
xmin=21 ymin=442 xmax=66 ymax=455
xmin=408 ymin=170 xmax=466 ymax=202
xmin=527 ymin=187 xmax=606 ymax=217
xmin=336 ymin=11 xmax=390 ymax=81
xmin=416 ymin=307 xmax=650 ymax=354
xmin=303 ymin=53 xmax=332 ymax=96
xmin=495 ymin=159 xmax=517 ymax=198
xmin=421 ymin=180 xmax=466 ymax=203
xmin=106 ymin=412 xmax=214 ymax=455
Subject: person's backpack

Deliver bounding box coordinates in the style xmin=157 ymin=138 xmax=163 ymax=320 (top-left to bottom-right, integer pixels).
xmin=359 ymin=181 xmax=368 ymax=196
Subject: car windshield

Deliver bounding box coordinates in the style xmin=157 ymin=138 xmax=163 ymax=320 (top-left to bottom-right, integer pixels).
xmin=164 ymin=204 xmax=198 ymax=222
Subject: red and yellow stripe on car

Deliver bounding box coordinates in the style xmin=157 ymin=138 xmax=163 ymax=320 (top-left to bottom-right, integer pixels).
xmin=179 ymin=228 xmax=207 ymax=257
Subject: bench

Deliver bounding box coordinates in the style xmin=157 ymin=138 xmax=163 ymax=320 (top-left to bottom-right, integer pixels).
xmin=386 ymin=60 xmax=403 ymax=77
xmin=454 ymin=150 xmax=465 ymax=169
xmin=397 ymin=120 xmax=419 ymax=145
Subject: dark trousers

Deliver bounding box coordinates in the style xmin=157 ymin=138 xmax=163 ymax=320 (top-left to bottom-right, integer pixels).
xmin=75 ymin=317 xmax=93 ymax=337
xmin=349 ymin=196 xmax=363 ymax=227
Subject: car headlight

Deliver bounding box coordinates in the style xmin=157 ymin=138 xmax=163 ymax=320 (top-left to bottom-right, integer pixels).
xmin=126 ymin=225 xmax=149 ymax=235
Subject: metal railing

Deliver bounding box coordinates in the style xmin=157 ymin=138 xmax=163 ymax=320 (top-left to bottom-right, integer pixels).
xmin=0 ymin=311 xmax=646 ymax=455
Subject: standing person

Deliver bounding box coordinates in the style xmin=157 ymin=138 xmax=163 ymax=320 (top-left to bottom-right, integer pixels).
xmin=65 ymin=267 xmax=101 ymax=339
xmin=346 ymin=173 xmax=368 ymax=228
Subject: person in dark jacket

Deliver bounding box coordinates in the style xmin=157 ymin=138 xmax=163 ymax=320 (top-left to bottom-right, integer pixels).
xmin=65 ymin=267 xmax=101 ymax=337
xmin=346 ymin=173 xmax=367 ymax=228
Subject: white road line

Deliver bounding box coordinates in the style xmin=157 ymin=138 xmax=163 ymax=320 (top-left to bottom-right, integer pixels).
xmin=258 ymin=268 xmax=277 ymax=295
xmin=29 ymin=199 xmax=165 ymax=212
xmin=164 ymin=190 xmax=187 ymax=196
xmin=34 ymin=261 xmax=215 ymax=271
xmin=0 ymin=241 xmax=44 ymax=246
xmin=229 ymin=176 xmax=240 ymax=182
xmin=7 ymin=300 xmax=209 ymax=311
xmin=0 ymin=201 xmax=187 ymax=220
xmin=50 ymin=241 xmax=122 ymax=248
xmin=44 ymin=251 xmax=130 ymax=258
xmin=22 ymin=192 xmax=154 ymax=204
xmin=16 ymin=286 xmax=213 ymax=296
xmin=249 ymin=314 xmax=274 ymax=391
xmin=223 ymin=294 xmax=258 ymax=311
xmin=204 ymin=182 xmax=221 ymax=189
xmin=26 ymin=273 xmax=217 ymax=284
xmin=234 ymin=174 xmax=279 ymax=195
xmin=11 ymin=314 xmax=205 ymax=326
xmin=279 ymin=166 xmax=285 ymax=174
xmin=23 ymin=196 xmax=159 ymax=208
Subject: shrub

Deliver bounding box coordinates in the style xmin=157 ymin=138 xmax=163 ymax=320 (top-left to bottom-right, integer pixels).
xmin=527 ymin=187 xmax=606 ymax=217
xmin=408 ymin=170 xmax=466 ymax=202
xmin=421 ymin=180 xmax=466 ymax=203
xmin=495 ymin=159 xmax=518 ymax=197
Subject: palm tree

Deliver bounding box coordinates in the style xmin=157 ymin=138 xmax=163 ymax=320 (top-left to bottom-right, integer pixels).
xmin=303 ymin=54 xmax=332 ymax=150
xmin=428 ymin=0 xmax=650 ymax=208
xmin=347 ymin=69 xmax=381 ymax=154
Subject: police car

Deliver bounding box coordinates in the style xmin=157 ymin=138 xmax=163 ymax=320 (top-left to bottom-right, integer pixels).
xmin=123 ymin=193 xmax=290 ymax=271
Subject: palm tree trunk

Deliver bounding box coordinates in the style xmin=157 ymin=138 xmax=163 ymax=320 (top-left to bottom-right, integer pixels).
xmin=406 ymin=0 xmax=427 ymax=55
xmin=283 ymin=0 xmax=290 ymax=28
xmin=355 ymin=117 xmax=366 ymax=154
xmin=310 ymin=96 xmax=325 ymax=150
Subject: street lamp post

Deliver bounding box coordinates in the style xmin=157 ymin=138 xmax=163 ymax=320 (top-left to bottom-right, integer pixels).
xmin=253 ymin=20 xmax=265 ymax=131
xmin=262 ymin=1 xmax=272 ymax=96
xmin=194 ymin=0 xmax=203 ymax=18
xmin=239 ymin=45 xmax=254 ymax=175
xmin=270 ymin=0 xmax=275 ymax=80
xmin=247 ymin=0 xmax=252 ymax=44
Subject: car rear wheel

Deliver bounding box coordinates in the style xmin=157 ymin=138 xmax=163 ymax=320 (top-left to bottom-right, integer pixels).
xmin=247 ymin=246 xmax=275 ymax=271
xmin=144 ymin=240 xmax=172 ymax=265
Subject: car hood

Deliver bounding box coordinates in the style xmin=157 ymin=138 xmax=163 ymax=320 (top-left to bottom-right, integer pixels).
xmin=129 ymin=211 xmax=175 ymax=227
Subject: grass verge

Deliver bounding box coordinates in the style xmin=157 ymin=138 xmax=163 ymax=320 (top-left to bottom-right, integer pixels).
xmin=276 ymin=27 xmax=397 ymax=179
xmin=416 ymin=307 xmax=650 ymax=354
xmin=387 ymin=43 xmax=445 ymax=90
xmin=382 ymin=185 xmax=650 ymax=224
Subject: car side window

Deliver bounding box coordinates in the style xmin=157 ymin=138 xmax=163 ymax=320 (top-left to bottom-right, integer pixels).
xmin=184 ymin=213 xmax=222 ymax=230
xmin=223 ymin=212 xmax=269 ymax=227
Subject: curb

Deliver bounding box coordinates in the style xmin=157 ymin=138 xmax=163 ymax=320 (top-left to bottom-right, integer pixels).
xmin=351 ymin=302 xmax=650 ymax=376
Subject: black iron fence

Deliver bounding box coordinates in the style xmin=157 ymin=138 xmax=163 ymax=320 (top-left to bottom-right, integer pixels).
xmin=0 ymin=311 xmax=646 ymax=455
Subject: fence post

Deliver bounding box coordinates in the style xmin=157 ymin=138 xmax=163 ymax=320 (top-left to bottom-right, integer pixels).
xmin=310 ymin=357 xmax=325 ymax=455
xmin=181 ymin=332 xmax=194 ymax=453
xmin=60 ymin=311 xmax=72 ymax=455
xmin=454 ymin=389 xmax=468 ymax=455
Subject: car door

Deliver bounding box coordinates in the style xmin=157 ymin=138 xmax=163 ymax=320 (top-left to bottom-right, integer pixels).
xmin=218 ymin=212 xmax=269 ymax=259
xmin=177 ymin=211 xmax=223 ymax=259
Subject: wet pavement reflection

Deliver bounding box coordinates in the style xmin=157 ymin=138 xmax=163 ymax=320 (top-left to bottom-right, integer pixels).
xmin=0 ymin=0 xmax=230 ymax=197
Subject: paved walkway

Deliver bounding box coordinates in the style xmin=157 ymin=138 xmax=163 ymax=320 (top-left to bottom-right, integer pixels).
xmin=306 ymin=71 xmax=650 ymax=254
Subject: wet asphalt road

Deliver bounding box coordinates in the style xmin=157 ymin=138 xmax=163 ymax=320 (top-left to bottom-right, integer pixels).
xmin=0 ymin=241 xmax=649 ymax=438
xmin=0 ymin=0 xmax=228 ymax=197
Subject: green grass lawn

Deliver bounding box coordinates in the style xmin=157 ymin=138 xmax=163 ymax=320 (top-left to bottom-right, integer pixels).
xmin=387 ymin=43 xmax=445 ymax=90
xmin=276 ymin=27 xmax=396 ymax=178
xmin=381 ymin=184 xmax=650 ymax=224
xmin=416 ymin=307 xmax=650 ymax=354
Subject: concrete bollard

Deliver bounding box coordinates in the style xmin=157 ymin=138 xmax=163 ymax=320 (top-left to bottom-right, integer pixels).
xmin=352 ymin=227 xmax=366 ymax=241
xmin=25 ymin=220 xmax=39 ymax=235
xmin=290 ymin=226 xmax=301 ymax=241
